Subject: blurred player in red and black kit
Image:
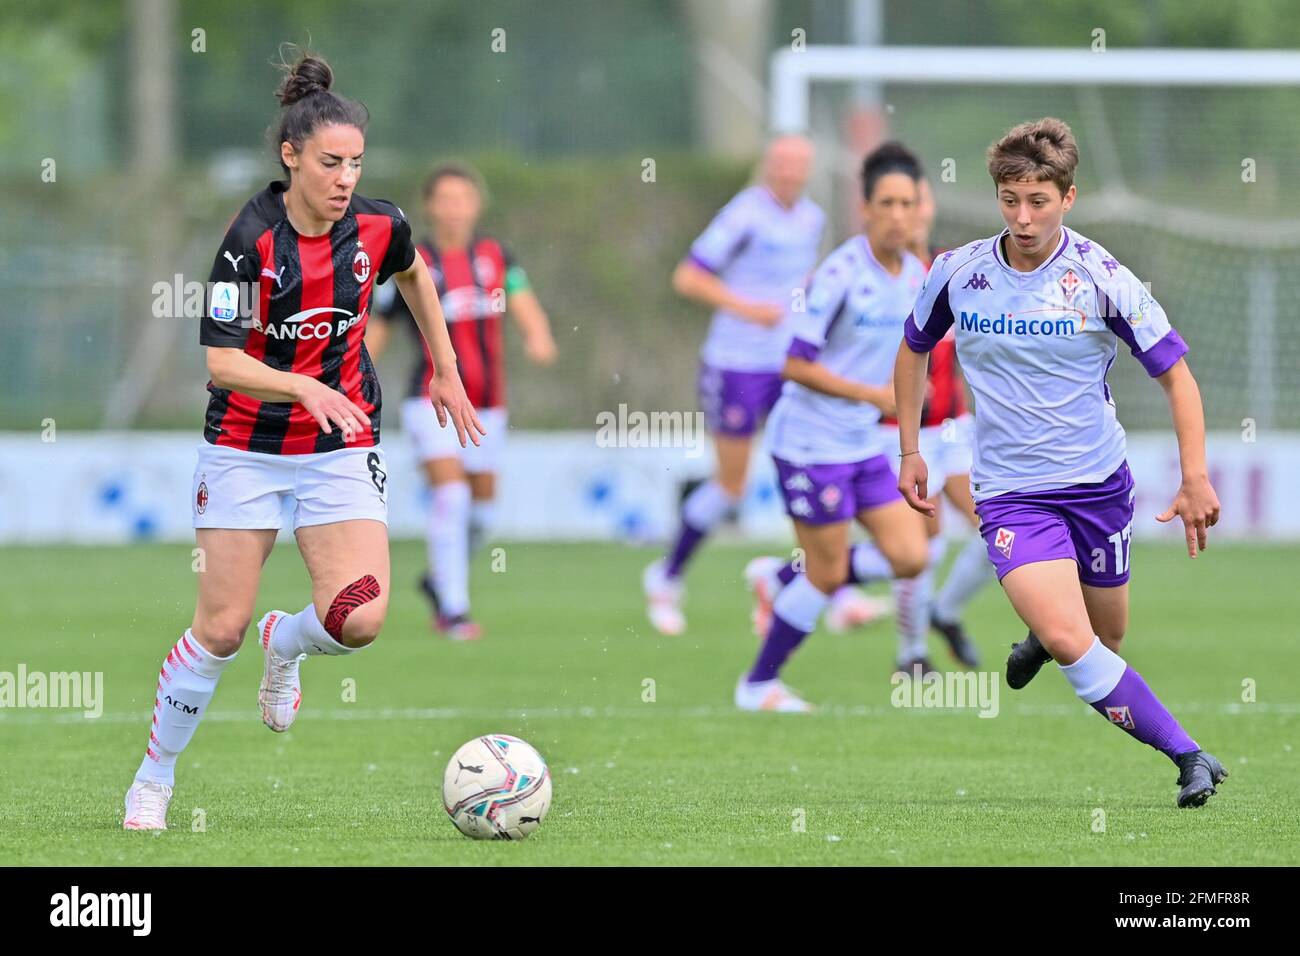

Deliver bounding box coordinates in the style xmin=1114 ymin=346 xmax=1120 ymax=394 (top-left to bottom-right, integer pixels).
xmin=368 ymin=163 xmax=557 ymax=639
xmin=122 ymin=50 xmax=482 ymax=830
xmin=871 ymin=176 xmax=996 ymax=672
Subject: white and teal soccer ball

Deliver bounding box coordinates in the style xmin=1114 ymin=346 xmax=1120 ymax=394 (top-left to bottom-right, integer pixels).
xmin=442 ymin=734 xmax=552 ymax=841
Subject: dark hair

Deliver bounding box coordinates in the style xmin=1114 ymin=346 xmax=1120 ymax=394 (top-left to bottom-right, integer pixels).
xmin=987 ymin=117 xmax=1078 ymax=195
xmin=422 ymin=162 xmax=487 ymax=202
xmin=272 ymin=48 xmax=369 ymax=177
xmin=861 ymin=141 xmax=922 ymax=200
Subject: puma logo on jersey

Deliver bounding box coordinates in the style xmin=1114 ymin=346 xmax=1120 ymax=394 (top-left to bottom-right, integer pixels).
xmin=261 ymin=265 xmax=287 ymax=288
xmin=223 ymin=251 xmax=244 ymax=271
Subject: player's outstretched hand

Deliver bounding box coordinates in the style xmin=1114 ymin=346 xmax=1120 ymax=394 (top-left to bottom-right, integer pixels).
xmin=1156 ymin=474 xmax=1220 ymax=558
xmin=525 ymin=332 xmax=558 ymax=366
xmin=430 ymin=368 xmax=486 ymax=448
xmin=898 ymin=453 xmax=936 ymax=517
xmin=298 ymin=378 xmax=371 ymax=443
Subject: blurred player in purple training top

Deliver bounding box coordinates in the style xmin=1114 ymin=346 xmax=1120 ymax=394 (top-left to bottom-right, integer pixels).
xmin=736 ymin=143 xmax=931 ymax=712
xmin=644 ymin=136 xmax=876 ymax=635
xmin=895 ymin=118 xmax=1227 ymax=807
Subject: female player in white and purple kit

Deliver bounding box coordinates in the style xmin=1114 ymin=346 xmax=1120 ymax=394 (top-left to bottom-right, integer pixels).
xmin=736 ymin=143 xmax=930 ymax=712
xmin=896 ymin=118 xmax=1227 ymax=806
xmin=642 ymin=136 xmax=825 ymax=635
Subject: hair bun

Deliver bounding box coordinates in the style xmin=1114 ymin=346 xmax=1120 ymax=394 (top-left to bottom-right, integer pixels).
xmin=276 ymin=51 xmax=333 ymax=107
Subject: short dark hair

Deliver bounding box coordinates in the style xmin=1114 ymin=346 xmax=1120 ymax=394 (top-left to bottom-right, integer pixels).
xmin=271 ymin=47 xmax=369 ymax=178
xmin=861 ymin=141 xmax=922 ymax=200
xmin=422 ymin=162 xmax=486 ymax=201
xmin=986 ymin=117 xmax=1079 ymax=195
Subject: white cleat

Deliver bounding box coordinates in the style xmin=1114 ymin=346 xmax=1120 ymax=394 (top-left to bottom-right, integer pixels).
xmin=825 ymin=588 xmax=894 ymax=635
xmin=257 ymin=610 xmax=304 ymax=733
xmin=123 ymin=779 xmax=173 ymax=830
xmin=642 ymin=560 xmax=686 ymax=635
xmin=743 ymin=556 xmax=784 ymax=637
xmin=734 ymin=675 xmax=814 ymax=713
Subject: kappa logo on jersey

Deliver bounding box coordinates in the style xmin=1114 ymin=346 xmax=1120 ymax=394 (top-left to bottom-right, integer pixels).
xmin=993 ymin=527 xmax=1015 ymax=558
xmin=1100 ymin=257 xmax=1120 ymax=276
xmin=961 ymin=272 xmax=993 ymax=291
xmin=1105 ymin=705 xmax=1135 ymax=730
xmin=818 ymin=484 xmax=842 ymax=512
xmin=209 ymin=282 xmax=239 ymax=322
xmin=195 ymin=481 xmax=209 ymax=514
xmin=223 ymin=251 xmax=244 ymax=271
xmin=261 ymin=264 xmax=287 ymax=288
xmin=1073 ymin=240 xmax=1092 ymax=257
xmin=250 ymin=306 xmax=366 ymax=340
xmin=784 ymin=471 xmax=814 ymax=493
xmin=353 ymin=246 xmax=371 ymax=284
xmin=1059 ymin=269 xmax=1081 ymax=300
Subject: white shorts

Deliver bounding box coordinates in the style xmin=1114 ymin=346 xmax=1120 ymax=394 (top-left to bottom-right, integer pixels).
xmin=192 ymin=442 xmax=388 ymax=531
xmin=881 ymin=414 xmax=974 ymax=492
xmin=401 ymin=398 xmax=507 ymax=473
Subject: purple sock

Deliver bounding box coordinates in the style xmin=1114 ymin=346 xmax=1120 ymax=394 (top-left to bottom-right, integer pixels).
xmin=1091 ymin=667 xmax=1199 ymax=760
xmin=747 ymin=612 xmax=810 ymax=683
xmin=776 ymin=561 xmax=797 ymax=586
xmin=664 ymin=522 xmax=706 ymax=579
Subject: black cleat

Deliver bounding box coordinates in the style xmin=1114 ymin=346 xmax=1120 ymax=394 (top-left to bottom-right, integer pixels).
xmin=1175 ymin=750 xmax=1229 ymax=808
xmin=1005 ymin=630 xmax=1052 ymax=689
xmin=893 ymin=656 xmax=938 ymax=681
xmin=930 ymin=612 xmax=980 ymax=668
xmin=417 ymin=572 xmax=441 ymax=616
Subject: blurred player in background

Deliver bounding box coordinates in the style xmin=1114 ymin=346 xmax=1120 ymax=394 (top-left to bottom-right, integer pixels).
xmin=123 ymin=50 xmax=481 ymax=830
xmin=644 ymin=135 xmax=856 ymax=635
xmin=737 ymin=143 xmax=930 ymax=712
xmin=854 ymin=175 xmax=993 ymax=671
xmin=896 ymin=118 xmax=1227 ymax=806
xmin=369 ymin=163 xmax=556 ymax=640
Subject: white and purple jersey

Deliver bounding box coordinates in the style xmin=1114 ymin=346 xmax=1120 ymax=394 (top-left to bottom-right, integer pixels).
xmin=904 ymin=227 xmax=1188 ymax=501
xmin=689 ymin=186 xmax=825 ymax=372
xmin=768 ymin=235 xmax=926 ymax=464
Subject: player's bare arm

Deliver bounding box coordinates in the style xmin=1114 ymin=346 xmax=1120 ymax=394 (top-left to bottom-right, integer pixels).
xmin=507 ymin=287 xmax=558 ymax=365
xmin=392 ymin=254 xmax=486 ymax=447
xmin=671 ymin=259 xmax=783 ymax=326
xmin=892 ymin=340 xmax=935 ymax=516
xmin=206 ymin=345 xmax=370 ymax=441
xmin=1154 ymin=357 xmax=1221 ymax=557
xmin=781 ymin=355 xmax=894 ymax=412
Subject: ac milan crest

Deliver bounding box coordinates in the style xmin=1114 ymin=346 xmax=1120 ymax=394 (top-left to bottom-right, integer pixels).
xmin=352 ymin=247 xmax=371 ymax=285
xmin=196 ymin=481 xmax=209 ymax=515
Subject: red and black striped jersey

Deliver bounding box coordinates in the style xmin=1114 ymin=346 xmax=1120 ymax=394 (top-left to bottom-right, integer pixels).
xmin=200 ymin=181 xmax=416 ymax=454
xmin=883 ymin=245 xmax=968 ymax=428
xmin=375 ymin=235 xmax=514 ymax=409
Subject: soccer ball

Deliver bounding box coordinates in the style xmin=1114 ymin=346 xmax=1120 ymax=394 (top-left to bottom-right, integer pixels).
xmin=442 ymin=734 xmax=552 ymax=841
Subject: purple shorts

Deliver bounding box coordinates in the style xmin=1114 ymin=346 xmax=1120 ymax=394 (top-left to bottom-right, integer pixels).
xmin=975 ymin=462 xmax=1136 ymax=588
xmin=698 ymin=364 xmax=784 ymax=437
xmin=772 ymin=454 xmax=903 ymax=525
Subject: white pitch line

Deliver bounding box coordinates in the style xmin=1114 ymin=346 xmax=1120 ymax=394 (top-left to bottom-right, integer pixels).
xmin=0 ymin=701 xmax=1297 ymax=726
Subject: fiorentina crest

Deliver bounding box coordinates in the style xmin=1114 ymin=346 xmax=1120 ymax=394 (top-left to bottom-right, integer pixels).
xmin=993 ymin=527 xmax=1015 ymax=558
xmin=1105 ymin=705 xmax=1135 ymax=730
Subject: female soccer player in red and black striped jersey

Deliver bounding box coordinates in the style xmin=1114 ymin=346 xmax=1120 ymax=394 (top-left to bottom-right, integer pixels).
xmin=367 ymin=163 xmax=556 ymax=640
xmin=123 ymin=50 xmax=483 ymax=830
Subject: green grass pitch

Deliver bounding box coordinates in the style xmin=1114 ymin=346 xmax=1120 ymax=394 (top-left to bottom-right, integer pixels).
xmin=0 ymin=539 xmax=1295 ymax=865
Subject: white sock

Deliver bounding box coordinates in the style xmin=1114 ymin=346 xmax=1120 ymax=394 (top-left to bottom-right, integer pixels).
xmin=927 ymin=535 xmax=949 ymax=571
xmin=1059 ymin=636 xmax=1127 ymax=702
xmin=469 ymin=498 xmax=497 ymax=554
xmin=892 ymin=569 xmax=933 ymax=662
xmin=772 ymin=574 xmax=831 ymax=633
xmin=135 ymin=630 xmax=235 ymax=787
xmin=849 ymin=541 xmax=893 ymax=582
xmin=934 ymin=533 xmax=996 ymax=624
xmin=270 ymin=602 xmax=356 ymax=658
xmin=429 ymin=481 xmax=471 ymax=617
xmin=681 ymin=479 xmax=738 ymax=533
